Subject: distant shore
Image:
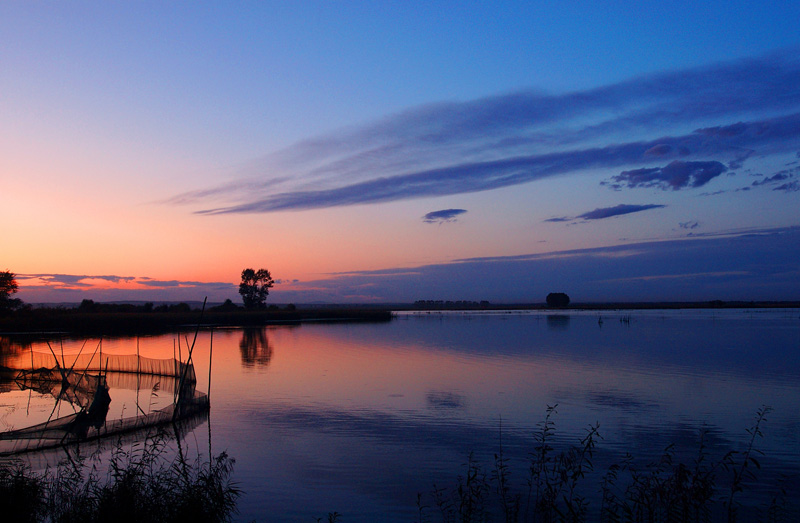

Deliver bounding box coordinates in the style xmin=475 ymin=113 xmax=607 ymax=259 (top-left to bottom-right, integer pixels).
xmin=1 ymin=300 xmax=798 ymax=336
xmin=401 ymin=300 xmax=800 ymax=311
xmin=0 ymin=307 xmax=393 ymax=336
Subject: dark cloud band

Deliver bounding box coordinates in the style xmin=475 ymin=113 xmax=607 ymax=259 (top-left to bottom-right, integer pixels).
xmin=423 ymin=209 xmax=467 ymax=223
xmin=578 ymin=204 xmax=666 ymax=220
xmin=169 ymin=49 xmax=800 ymax=214
xmin=546 ymin=203 xmax=665 ymax=223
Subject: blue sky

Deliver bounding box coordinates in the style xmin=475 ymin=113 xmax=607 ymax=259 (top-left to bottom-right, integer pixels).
xmin=2 ymin=2 xmax=799 ymax=303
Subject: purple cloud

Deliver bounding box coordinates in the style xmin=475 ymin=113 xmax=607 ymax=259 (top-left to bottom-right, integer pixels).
xmin=644 ymin=144 xmax=690 ymax=157
xmin=606 ymin=161 xmax=727 ymax=191
xmin=753 ymin=173 xmax=791 ymax=186
xmin=748 ymin=166 xmax=799 ymax=192
xmin=546 ymin=203 xmax=665 ymax=223
xmin=168 ymin=49 xmax=800 ymax=214
xmin=578 ymin=204 xmax=666 ymax=220
xmin=20 ymin=274 xmax=137 ymax=287
xmin=18 ymin=273 xmax=236 ymax=298
xmin=423 ymin=209 xmax=467 ymax=224
xmin=774 ymin=181 xmax=800 ymax=192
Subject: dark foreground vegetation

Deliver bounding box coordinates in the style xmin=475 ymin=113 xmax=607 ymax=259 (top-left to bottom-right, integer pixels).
xmin=2 ymin=406 xmax=794 ymax=522
xmin=0 ymin=431 xmax=239 ymax=523
xmin=412 ymin=405 xmax=792 ymax=523
xmin=311 ymin=406 xmax=794 ymax=523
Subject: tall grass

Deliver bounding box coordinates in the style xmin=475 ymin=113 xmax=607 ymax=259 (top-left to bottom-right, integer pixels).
xmin=417 ymin=405 xmax=792 ymax=523
xmin=0 ymin=430 xmax=240 ymax=522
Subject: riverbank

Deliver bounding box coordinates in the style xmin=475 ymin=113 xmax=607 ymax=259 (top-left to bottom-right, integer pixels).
xmin=0 ymin=307 xmax=393 ymax=336
xmin=396 ymin=300 xmax=800 ymax=311
xmin=3 ymin=300 xmax=798 ymax=336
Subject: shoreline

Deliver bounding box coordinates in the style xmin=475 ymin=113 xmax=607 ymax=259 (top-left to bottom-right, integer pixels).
xmin=0 ymin=308 xmax=394 ymax=337
xmin=1 ymin=300 xmax=798 ymax=336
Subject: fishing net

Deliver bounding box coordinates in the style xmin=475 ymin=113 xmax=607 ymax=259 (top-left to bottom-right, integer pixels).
xmin=14 ymin=368 xmax=103 ymax=409
xmin=4 ymin=351 xmax=196 ymax=383
xmin=0 ymin=385 xmax=208 ymax=455
xmin=1 ymin=350 xmax=207 ymax=456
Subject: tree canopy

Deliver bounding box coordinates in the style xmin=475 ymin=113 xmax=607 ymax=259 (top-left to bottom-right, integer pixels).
xmin=0 ymin=270 xmax=23 ymax=313
xmin=238 ymin=268 xmax=275 ymax=309
xmin=546 ymin=292 xmax=570 ymax=308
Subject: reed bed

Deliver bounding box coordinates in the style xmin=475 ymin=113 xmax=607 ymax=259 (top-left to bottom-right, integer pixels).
xmin=3 ymin=405 xmax=793 ymax=522
xmin=415 ymin=405 xmax=791 ymax=523
xmin=0 ymin=430 xmax=239 ymax=523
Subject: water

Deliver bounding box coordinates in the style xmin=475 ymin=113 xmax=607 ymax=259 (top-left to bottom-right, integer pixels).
xmin=2 ymin=308 xmax=800 ymax=521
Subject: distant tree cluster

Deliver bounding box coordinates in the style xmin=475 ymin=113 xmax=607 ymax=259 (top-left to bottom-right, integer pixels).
xmin=76 ymin=299 xmax=195 ymax=313
xmin=208 ymin=298 xmax=295 ymax=312
xmin=546 ymin=292 xmax=570 ymax=307
xmin=0 ymin=270 xmax=24 ymax=314
xmin=414 ymin=300 xmax=491 ymax=309
xmin=209 ymin=299 xmax=240 ymax=312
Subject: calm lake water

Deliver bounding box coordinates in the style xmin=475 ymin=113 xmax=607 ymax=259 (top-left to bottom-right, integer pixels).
xmin=3 ymin=308 xmax=800 ymax=521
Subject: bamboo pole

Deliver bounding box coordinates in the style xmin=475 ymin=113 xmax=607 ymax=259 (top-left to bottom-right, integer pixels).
xmin=207 ymin=327 xmax=214 ymax=400
xmin=173 ymin=297 xmax=207 ymax=416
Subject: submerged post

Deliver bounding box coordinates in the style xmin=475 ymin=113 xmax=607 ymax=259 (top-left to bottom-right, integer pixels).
xmin=207 ymin=327 xmax=214 ymax=401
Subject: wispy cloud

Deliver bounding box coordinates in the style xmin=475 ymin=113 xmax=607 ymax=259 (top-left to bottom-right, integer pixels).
xmin=773 ymin=181 xmax=800 ymax=192
xmin=603 ymin=161 xmax=727 ymax=191
xmin=168 ymin=49 xmax=800 ymax=214
xmin=18 ymin=273 xmax=236 ymax=302
xmin=20 ymin=228 xmax=800 ymax=304
xmin=750 ymin=166 xmax=800 ymax=192
xmin=423 ymin=208 xmax=467 ymax=224
xmin=578 ymin=204 xmax=666 ymax=220
xmin=19 ymin=274 xmax=137 ymax=288
xmin=546 ymin=203 xmax=665 ymax=223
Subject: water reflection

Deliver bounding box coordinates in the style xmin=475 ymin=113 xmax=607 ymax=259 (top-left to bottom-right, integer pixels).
xmin=239 ymin=328 xmax=273 ymax=368
xmin=0 ymin=335 xmax=32 ymax=359
xmin=2 ymin=310 xmax=800 ymax=521
xmin=426 ymin=390 xmax=466 ymax=410
xmin=546 ymin=314 xmax=570 ymax=330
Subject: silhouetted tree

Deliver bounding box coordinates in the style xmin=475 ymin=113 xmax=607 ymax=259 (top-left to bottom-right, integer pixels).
xmin=238 ymin=268 xmax=274 ymax=309
xmin=546 ymin=292 xmax=570 ymax=307
xmin=0 ymin=270 xmax=23 ymax=313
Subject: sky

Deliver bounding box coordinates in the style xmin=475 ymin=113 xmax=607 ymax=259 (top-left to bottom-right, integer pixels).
xmin=2 ymin=1 xmax=800 ymax=304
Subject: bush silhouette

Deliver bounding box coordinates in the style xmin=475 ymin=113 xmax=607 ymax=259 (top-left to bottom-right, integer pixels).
xmin=546 ymin=292 xmax=570 ymax=307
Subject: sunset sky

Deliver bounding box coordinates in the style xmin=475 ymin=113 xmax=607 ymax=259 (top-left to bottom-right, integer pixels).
xmin=3 ymin=2 xmax=800 ymax=304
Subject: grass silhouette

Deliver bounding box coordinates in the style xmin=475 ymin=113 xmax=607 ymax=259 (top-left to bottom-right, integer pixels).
xmin=415 ymin=405 xmax=791 ymax=523
xmin=0 ymin=429 xmax=239 ymax=523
